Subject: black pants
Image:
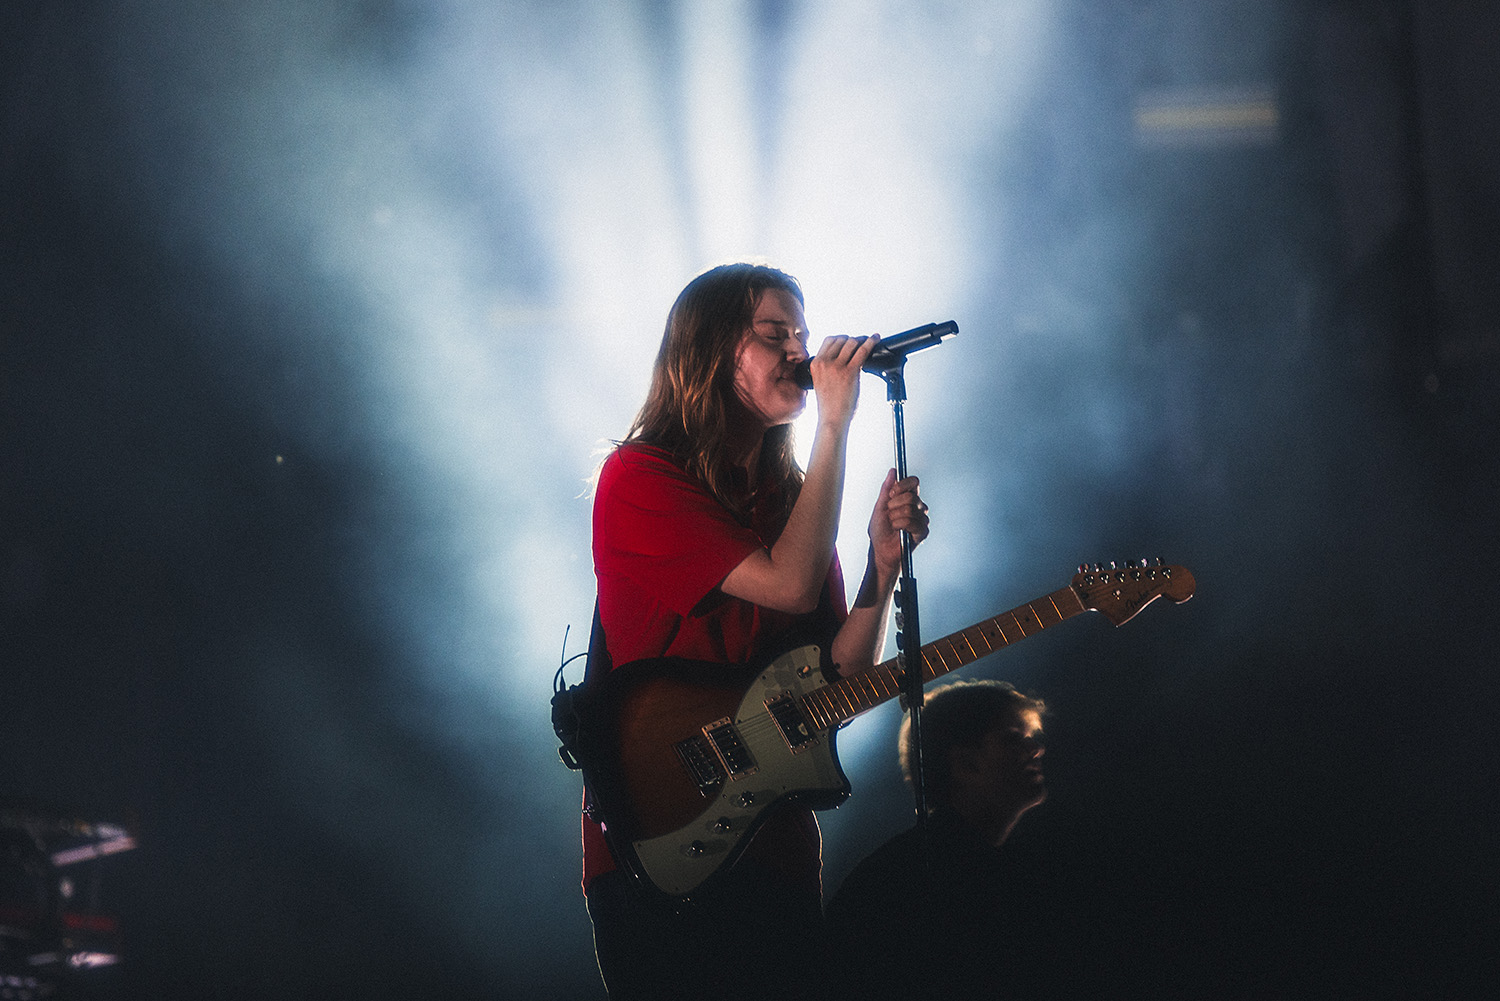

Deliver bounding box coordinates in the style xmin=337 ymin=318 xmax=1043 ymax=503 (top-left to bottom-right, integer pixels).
xmin=586 ymin=861 xmax=827 ymax=1001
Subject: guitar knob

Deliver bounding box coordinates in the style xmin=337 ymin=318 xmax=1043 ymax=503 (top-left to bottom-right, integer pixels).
xmin=737 ymin=792 xmax=756 ymax=808
xmin=687 ymin=841 xmax=707 ymax=857
xmin=713 ymin=817 xmax=732 ymax=833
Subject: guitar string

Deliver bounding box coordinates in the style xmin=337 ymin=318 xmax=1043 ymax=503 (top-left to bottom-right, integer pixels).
xmin=794 ymin=601 xmax=1062 ymax=729
xmin=719 ymin=594 xmax=1083 ymax=744
xmin=681 ymin=582 xmax=1168 ymax=792
xmin=729 ymin=634 xmax=955 ymax=741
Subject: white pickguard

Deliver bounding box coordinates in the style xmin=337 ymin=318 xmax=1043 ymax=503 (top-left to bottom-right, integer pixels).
xmin=628 ymin=644 xmax=849 ymax=897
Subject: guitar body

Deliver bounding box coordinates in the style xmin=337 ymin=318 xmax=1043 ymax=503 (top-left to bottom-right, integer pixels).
xmin=574 ymin=562 xmax=1195 ymax=899
xmin=605 ymin=643 xmax=850 ymax=898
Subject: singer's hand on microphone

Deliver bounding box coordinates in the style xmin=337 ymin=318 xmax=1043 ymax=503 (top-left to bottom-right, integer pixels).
xmin=809 ymin=334 xmax=879 ymax=431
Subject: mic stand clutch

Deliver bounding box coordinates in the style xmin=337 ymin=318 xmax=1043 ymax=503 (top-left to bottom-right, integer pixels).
xmin=866 ymin=319 xmax=953 ymax=968
xmin=878 ymin=362 xmax=936 ymax=844
xmin=872 ymin=319 xmax=954 ymax=840
xmin=880 ymin=353 xmax=936 ymax=953
xmin=882 ymin=365 xmax=927 ymax=824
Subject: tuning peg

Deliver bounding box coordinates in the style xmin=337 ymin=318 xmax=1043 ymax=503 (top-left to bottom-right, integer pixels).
xmin=1078 ymin=563 xmax=1089 ymax=574
xmin=1109 ymin=561 xmax=1118 ymax=571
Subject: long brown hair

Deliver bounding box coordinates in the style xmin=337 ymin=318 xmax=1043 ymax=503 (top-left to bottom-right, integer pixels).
xmin=623 ymin=263 xmax=805 ymax=522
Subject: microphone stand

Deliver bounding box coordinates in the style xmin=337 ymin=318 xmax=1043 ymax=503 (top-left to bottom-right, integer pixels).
xmin=879 ymin=363 xmax=928 ymax=835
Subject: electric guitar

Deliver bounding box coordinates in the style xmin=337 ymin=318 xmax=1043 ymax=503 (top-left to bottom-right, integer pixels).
xmin=588 ymin=561 xmax=1195 ymax=898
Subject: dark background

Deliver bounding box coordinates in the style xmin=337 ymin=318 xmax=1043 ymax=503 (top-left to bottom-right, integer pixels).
xmin=4 ymin=1 xmax=1497 ymax=998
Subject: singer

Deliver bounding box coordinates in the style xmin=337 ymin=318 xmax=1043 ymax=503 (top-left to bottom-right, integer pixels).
xmin=581 ymin=262 xmax=929 ymax=1000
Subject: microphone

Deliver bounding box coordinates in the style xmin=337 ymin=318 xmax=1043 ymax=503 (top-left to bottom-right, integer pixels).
xmin=792 ymin=321 xmax=958 ymax=389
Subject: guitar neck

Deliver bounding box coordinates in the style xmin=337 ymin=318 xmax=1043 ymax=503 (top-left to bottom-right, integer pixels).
xmin=799 ymin=585 xmax=1086 ymax=730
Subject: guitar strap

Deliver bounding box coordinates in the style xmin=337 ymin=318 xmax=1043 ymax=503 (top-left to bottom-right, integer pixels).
xmin=563 ymin=606 xmax=691 ymax=896
xmin=584 ymin=597 xmax=613 ymax=683
xmin=550 ymin=602 xmax=603 ymax=775
xmin=577 ymin=599 xmax=612 ymax=823
xmin=551 ymin=599 xmax=623 ymax=828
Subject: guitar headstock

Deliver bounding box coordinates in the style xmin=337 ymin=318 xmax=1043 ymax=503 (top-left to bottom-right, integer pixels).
xmin=1072 ymin=560 xmax=1196 ymax=626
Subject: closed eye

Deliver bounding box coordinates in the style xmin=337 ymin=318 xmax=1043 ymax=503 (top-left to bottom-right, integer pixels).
xmin=755 ymin=323 xmax=806 ymax=349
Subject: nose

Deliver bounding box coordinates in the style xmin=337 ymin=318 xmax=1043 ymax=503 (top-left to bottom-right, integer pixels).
xmin=785 ymin=337 xmax=809 ymax=363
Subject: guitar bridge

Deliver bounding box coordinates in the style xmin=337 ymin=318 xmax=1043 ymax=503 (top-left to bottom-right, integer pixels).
xmin=703 ymin=717 xmax=757 ymax=778
xmin=674 ymin=735 xmax=726 ymax=795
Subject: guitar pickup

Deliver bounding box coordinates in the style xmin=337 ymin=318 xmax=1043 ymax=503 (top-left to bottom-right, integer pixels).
xmin=766 ymin=693 xmax=817 ymax=753
xmin=674 ymin=734 xmax=726 ymax=795
xmin=703 ymin=718 xmax=757 ymax=778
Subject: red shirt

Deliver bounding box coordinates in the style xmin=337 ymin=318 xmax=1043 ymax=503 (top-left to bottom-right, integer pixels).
xmin=584 ymin=443 xmax=848 ymax=889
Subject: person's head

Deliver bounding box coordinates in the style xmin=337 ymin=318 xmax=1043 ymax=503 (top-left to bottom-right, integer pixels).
xmin=626 ymin=262 xmax=809 ymax=518
xmin=900 ymin=680 xmax=1047 ymax=844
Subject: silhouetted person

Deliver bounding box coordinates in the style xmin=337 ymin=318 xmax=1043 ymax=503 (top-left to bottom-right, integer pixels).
xmin=826 ymin=680 xmax=1049 ymax=1001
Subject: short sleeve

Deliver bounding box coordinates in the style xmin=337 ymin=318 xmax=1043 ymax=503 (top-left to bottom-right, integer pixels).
xmin=594 ymin=446 xmax=763 ymax=620
xmin=594 ymin=447 xmax=762 ymax=618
